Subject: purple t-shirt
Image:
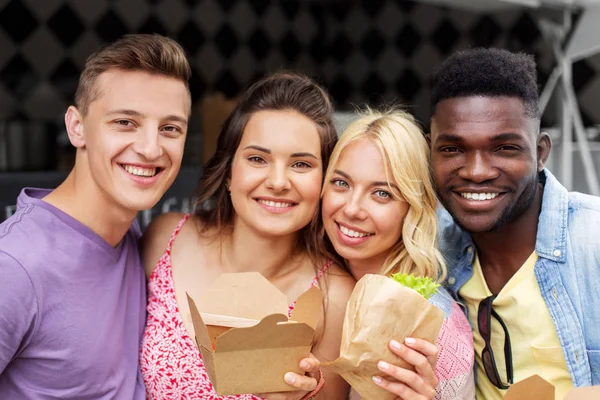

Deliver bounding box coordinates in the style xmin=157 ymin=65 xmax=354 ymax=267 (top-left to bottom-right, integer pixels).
xmin=0 ymin=188 xmax=146 ymax=399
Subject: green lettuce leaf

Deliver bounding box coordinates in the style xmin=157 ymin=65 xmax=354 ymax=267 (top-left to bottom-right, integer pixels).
xmin=390 ymin=273 xmax=440 ymax=299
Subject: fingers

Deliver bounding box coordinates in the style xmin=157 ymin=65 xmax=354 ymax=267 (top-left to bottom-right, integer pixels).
xmin=388 ymin=339 xmax=438 ymax=387
xmin=402 ymin=337 xmax=439 ymax=369
xmin=283 ymin=371 xmax=317 ymax=392
xmin=372 ymin=374 xmax=436 ymax=400
xmin=255 ymin=356 xmax=320 ymax=399
xmin=299 ymin=355 xmax=321 ymax=375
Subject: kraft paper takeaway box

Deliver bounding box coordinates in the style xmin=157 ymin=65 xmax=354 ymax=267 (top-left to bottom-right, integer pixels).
xmin=504 ymin=375 xmax=600 ymax=400
xmin=186 ymin=272 xmax=322 ymax=396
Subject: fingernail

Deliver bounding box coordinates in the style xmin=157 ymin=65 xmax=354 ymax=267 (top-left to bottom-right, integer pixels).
xmin=378 ymin=361 xmax=390 ymax=371
xmin=284 ymin=373 xmax=295 ymax=384
xmin=300 ymin=360 xmax=310 ymax=370
xmin=390 ymin=339 xmax=401 ymax=350
xmin=405 ymin=337 xmax=416 ymax=344
xmin=372 ymin=375 xmax=383 ymax=384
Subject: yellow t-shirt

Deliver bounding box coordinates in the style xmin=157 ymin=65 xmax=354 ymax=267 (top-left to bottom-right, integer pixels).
xmin=459 ymin=251 xmax=573 ymax=400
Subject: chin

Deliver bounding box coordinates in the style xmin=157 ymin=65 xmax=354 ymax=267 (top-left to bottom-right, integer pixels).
xmin=454 ymin=216 xmax=499 ymax=234
xmin=118 ymin=195 xmax=161 ymax=213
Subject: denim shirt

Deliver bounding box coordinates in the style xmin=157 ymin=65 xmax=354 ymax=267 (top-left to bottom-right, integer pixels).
xmin=438 ymin=168 xmax=600 ymax=387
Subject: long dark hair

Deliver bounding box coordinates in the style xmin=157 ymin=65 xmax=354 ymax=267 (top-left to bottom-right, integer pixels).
xmin=194 ymin=71 xmax=338 ymax=266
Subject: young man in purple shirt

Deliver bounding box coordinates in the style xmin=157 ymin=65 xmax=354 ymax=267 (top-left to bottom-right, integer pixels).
xmin=0 ymin=34 xmax=191 ymax=399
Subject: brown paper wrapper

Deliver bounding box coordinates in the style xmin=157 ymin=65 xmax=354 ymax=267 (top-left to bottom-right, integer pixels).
xmin=323 ymin=274 xmax=445 ymax=400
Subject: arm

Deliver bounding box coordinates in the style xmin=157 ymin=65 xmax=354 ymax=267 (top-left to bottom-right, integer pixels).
xmin=0 ymin=251 xmax=37 ymax=374
xmin=311 ymin=264 xmax=355 ymax=399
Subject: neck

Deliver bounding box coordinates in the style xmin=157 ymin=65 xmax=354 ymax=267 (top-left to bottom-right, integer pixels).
xmin=471 ymin=184 xmax=543 ymax=289
xmin=43 ymin=165 xmax=137 ymax=247
xmin=347 ymin=252 xmax=389 ymax=281
xmin=220 ymin=218 xmax=303 ymax=279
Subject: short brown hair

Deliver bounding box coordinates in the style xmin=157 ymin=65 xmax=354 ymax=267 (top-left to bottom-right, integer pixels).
xmin=75 ymin=33 xmax=191 ymax=115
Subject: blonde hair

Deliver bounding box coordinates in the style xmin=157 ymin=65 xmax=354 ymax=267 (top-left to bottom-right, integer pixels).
xmin=75 ymin=34 xmax=191 ymax=115
xmin=323 ymin=109 xmax=446 ymax=281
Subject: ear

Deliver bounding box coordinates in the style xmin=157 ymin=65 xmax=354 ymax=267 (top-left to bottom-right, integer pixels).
xmin=536 ymin=131 xmax=552 ymax=172
xmin=64 ymin=106 xmax=86 ymax=149
xmin=425 ymin=133 xmax=432 ymax=148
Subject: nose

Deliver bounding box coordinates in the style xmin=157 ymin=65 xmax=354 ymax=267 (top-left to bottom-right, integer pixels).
xmin=132 ymin=126 xmax=163 ymax=161
xmin=343 ymin=192 xmax=367 ymax=220
xmin=458 ymin=152 xmax=499 ymax=183
xmin=265 ymin=163 xmax=291 ymax=192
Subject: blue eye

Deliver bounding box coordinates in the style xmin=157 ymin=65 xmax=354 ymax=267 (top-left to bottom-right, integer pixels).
xmin=331 ymin=178 xmax=349 ymax=188
xmin=374 ymin=190 xmax=391 ymax=199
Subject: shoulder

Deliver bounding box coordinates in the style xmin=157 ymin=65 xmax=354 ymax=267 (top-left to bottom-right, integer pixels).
xmin=436 ymin=207 xmax=467 ymax=254
xmin=0 ymin=249 xmax=39 ymax=330
xmin=0 ymin=207 xmax=54 ymax=275
xmin=568 ymin=191 xmax=600 ymax=215
xmin=566 ymin=192 xmax=600 ymax=247
xmin=322 ymin=262 xmax=355 ymax=309
xmin=0 ymin=250 xmax=33 ymax=288
xmin=140 ymin=212 xmax=188 ymax=278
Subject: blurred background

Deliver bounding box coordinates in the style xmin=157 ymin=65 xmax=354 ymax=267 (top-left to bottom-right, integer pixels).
xmin=1 ymin=0 xmax=600 ymax=224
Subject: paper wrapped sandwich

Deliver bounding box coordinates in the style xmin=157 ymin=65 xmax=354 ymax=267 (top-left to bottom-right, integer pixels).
xmin=323 ymin=273 xmax=445 ymax=400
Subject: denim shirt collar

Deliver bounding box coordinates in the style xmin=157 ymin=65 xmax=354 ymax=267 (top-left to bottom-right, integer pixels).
xmin=535 ymin=168 xmax=568 ymax=263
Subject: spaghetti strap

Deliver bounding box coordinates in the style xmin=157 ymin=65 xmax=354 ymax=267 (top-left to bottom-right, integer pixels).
xmin=165 ymin=213 xmax=190 ymax=253
xmin=308 ymin=260 xmax=332 ymax=288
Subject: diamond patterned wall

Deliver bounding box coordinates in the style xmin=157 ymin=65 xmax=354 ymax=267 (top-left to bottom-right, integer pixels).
xmin=1 ymin=0 xmax=600 ymax=137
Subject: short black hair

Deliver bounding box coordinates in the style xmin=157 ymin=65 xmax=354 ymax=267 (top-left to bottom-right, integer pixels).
xmin=431 ymin=48 xmax=539 ymax=118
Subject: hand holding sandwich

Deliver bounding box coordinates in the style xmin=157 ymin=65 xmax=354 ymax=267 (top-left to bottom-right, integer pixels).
xmin=296 ymin=339 xmax=438 ymax=400
xmin=372 ymin=337 xmax=438 ymax=400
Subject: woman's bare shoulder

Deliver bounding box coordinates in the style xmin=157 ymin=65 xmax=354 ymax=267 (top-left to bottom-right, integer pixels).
xmin=324 ymin=262 xmax=356 ymax=307
xmin=140 ymin=212 xmax=188 ymax=278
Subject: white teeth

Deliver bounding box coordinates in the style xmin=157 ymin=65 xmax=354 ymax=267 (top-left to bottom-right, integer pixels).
xmin=460 ymin=192 xmax=498 ymax=201
xmin=123 ymin=165 xmax=157 ymax=177
xmin=258 ymin=199 xmax=292 ymax=208
xmin=339 ymin=224 xmax=371 ymax=238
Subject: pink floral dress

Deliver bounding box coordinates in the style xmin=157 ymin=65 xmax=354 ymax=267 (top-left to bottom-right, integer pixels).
xmin=140 ymin=214 xmax=330 ymax=399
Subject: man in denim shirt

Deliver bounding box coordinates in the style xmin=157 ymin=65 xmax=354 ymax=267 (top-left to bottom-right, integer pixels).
xmin=429 ymin=48 xmax=600 ymax=399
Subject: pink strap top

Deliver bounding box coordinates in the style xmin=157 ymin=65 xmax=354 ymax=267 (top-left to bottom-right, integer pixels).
xmin=140 ymin=214 xmax=330 ymax=399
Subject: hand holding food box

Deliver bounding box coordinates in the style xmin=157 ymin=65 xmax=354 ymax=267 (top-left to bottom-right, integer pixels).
xmin=186 ymin=272 xmax=322 ymax=396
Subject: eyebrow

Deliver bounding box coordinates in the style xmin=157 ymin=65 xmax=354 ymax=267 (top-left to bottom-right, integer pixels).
xmin=291 ymin=152 xmax=318 ymax=159
xmin=106 ymin=109 xmax=188 ymax=125
xmin=243 ymin=146 xmax=318 ymax=159
xmin=435 ymin=132 xmax=526 ymax=143
xmin=490 ymin=132 xmax=526 ymax=142
xmin=434 ymin=133 xmax=463 ymax=143
xmin=333 ymin=169 xmax=400 ymax=191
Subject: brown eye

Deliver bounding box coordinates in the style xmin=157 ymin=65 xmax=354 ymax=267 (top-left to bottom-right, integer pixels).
xmin=248 ymin=156 xmax=265 ymax=164
xmin=292 ymin=161 xmax=311 ymax=168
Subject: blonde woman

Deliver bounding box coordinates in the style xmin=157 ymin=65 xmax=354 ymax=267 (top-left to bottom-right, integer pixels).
xmin=321 ymin=110 xmax=476 ymax=399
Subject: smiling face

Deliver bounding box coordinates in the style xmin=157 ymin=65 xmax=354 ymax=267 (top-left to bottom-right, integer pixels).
xmin=67 ymin=69 xmax=190 ymax=214
xmin=228 ymin=110 xmax=323 ymax=238
xmin=430 ymin=96 xmax=549 ymax=233
xmin=322 ymin=138 xmax=409 ymax=270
